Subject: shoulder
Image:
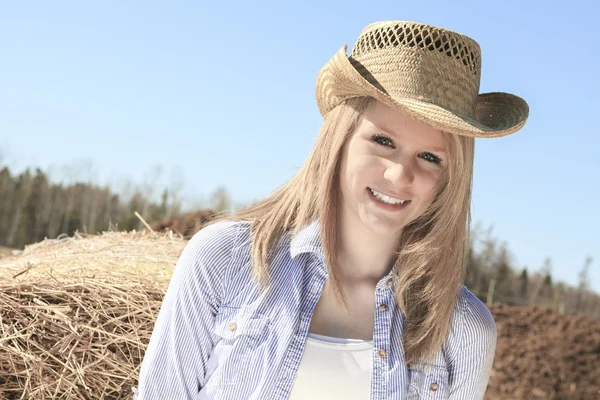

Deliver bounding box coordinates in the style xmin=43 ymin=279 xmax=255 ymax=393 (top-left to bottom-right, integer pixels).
xmin=455 ymin=286 xmax=497 ymax=347
xmin=186 ymin=219 xmax=250 ymax=255
xmin=458 ymin=287 xmax=496 ymax=330
xmin=443 ymin=286 xmax=497 ymax=368
xmin=178 ymin=220 xmax=252 ymax=275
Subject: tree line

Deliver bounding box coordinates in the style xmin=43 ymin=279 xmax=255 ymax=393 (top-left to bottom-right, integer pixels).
xmin=465 ymin=224 xmax=598 ymax=319
xmin=0 ymin=166 xmax=180 ymax=249
xmin=0 ymin=165 xmax=598 ymax=319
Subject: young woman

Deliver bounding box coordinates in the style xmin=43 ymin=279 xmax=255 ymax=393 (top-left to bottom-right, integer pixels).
xmin=134 ymin=20 xmax=528 ymax=399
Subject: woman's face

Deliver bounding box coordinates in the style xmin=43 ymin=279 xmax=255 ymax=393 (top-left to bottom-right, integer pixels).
xmin=339 ymin=100 xmax=448 ymax=237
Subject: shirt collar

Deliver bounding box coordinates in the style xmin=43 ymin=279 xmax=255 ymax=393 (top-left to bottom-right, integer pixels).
xmin=289 ymin=219 xmax=399 ymax=290
xmin=289 ymin=219 xmax=324 ymax=260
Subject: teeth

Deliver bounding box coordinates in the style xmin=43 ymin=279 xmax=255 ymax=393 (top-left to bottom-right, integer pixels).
xmin=369 ymin=188 xmax=406 ymax=205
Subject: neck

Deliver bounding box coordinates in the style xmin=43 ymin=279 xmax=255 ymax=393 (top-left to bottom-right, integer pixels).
xmin=336 ymin=209 xmax=401 ymax=285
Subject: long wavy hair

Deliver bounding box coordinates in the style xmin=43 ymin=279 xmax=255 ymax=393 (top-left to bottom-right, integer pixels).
xmin=208 ymin=96 xmax=475 ymax=364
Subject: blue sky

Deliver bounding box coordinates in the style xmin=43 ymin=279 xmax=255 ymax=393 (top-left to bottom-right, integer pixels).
xmin=1 ymin=1 xmax=598 ymax=291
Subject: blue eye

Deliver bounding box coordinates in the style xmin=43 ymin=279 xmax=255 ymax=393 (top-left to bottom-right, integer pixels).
xmin=371 ymin=134 xmax=395 ymax=148
xmin=420 ymin=152 xmax=442 ymax=165
xmin=371 ymin=134 xmax=443 ymax=165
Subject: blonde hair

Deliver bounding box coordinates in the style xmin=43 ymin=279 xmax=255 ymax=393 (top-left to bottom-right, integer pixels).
xmin=208 ymin=96 xmax=475 ymax=364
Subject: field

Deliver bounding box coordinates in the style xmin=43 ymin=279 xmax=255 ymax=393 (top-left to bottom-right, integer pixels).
xmin=0 ymin=232 xmax=598 ymax=399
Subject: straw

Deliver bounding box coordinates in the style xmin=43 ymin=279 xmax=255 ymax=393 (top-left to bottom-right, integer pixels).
xmin=0 ymin=230 xmax=185 ymax=399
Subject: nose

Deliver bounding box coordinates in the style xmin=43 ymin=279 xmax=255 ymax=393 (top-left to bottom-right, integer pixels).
xmin=384 ymin=160 xmax=414 ymax=187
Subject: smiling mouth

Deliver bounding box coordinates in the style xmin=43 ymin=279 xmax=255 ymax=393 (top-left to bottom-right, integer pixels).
xmin=368 ymin=187 xmax=410 ymax=205
xmin=367 ymin=188 xmax=410 ymax=211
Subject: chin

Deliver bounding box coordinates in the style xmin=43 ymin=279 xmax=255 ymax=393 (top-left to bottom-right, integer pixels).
xmin=360 ymin=213 xmax=407 ymax=237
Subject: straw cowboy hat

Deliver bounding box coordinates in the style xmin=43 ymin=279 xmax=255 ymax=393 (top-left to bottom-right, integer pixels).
xmin=316 ymin=21 xmax=529 ymax=137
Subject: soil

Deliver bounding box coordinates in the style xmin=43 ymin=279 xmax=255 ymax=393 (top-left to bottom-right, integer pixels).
xmin=487 ymin=304 xmax=600 ymax=399
xmin=150 ymin=209 xmax=216 ymax=238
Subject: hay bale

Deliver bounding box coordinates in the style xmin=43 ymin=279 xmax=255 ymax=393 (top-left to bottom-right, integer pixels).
xmin=0 ymin=245 xmax=15 ymax=258
xmin=0 ymin=230 xmax=185 ymax=399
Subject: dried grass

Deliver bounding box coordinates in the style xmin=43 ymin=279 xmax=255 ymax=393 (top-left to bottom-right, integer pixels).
xmin=0 ymin=230 xmax=185 ymax=399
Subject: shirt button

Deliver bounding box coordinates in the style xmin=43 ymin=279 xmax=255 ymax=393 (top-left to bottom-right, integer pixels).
xmin=228 ymin=322 xmax=237 ymax=331
xmin=430 ymin=383 xmax=439 ymax=392
xmin=385 ymin=278 xmax=393 ymax=287
xmin=378 ymin=304 xmax=388 ymax=311
xmin=377 ymin=349 xmax=387 ymax=357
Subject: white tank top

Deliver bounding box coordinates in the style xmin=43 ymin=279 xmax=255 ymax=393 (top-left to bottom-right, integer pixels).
xmin=288 ymin=332 xmax=373 ymax=399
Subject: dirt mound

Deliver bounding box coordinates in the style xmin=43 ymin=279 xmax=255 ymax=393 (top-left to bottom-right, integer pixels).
xmin=487 ymin=304 xmax=600 ymax=399
xmin=150 ymin=209 xmax=216 ymax=238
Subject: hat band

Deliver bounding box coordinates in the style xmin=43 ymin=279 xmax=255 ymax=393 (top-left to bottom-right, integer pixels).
xmin=350 ymin=49 xmax=480 ymax=117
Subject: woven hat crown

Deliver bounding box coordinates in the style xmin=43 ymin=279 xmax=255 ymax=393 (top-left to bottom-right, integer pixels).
xmin=316 ymin=21 xmax=529 ymax=137
xmin=350 ymin=22 xmax=481 ymax=116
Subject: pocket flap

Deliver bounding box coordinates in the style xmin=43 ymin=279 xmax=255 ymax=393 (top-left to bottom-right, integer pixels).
xmin=408 ymin=363 xmax=450 ymax=399
xmin=214 ymin=307 xmax=269 ymax=340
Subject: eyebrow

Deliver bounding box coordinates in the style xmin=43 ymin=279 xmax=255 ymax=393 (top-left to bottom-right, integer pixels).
xmin=372 ymin=121 xmax=448 ymax=153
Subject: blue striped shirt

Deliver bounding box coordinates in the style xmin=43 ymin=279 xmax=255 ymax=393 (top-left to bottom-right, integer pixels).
xmin=134 ymin=219 xmax=496 ymax=399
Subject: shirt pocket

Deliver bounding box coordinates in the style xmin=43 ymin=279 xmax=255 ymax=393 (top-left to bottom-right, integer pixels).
xmin=208 ymin=306 xmax=271 ymax=386
xmin=407 ymin=363 xmax=450 ymax=399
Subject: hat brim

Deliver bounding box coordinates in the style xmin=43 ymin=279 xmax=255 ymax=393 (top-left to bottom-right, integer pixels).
xmin=316 ymin=45 xmax=529 ymax=138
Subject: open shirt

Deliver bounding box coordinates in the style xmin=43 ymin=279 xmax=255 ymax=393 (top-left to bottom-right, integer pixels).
xmin=134 ymin=220 xmax=497 ymax=399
